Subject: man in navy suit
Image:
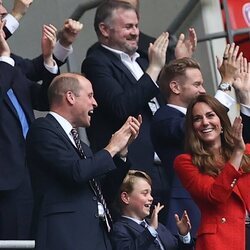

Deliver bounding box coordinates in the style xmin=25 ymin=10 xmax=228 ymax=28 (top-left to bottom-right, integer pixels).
xmin=110 ymin=170 xmax=194 ymax=250
xmin=0 ymin=5 xmax=83 ymax=239
xmin=151 ymin=47 xmax=250 ymax=237
xmin=26 ymin=72 xmax=141 ymax=250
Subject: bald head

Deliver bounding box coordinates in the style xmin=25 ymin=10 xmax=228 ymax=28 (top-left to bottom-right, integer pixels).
xmin=48 ymin=73 xmax=84 ymax=106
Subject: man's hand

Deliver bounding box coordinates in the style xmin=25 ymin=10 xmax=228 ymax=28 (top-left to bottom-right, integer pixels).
xmin=149 ymin=203 xmax=164 ymax=230
xmin=11 ymin=0 xmax=33 ymax=21
xmin=175 ymin=28 xmax=197 ymax=59
xmin=0 ymin=19 xmax=10 ymax=56
xmin=146 ymin=32 xmax=169 ymax=82
xmin=41 ymin=24 xmax=57 ymax=67
xmin=105 ymin=115 xmax=142 ymax=157
xmin=174 ymin=210 xmax=191 ymax=236
xmin=57 ymin=19 xmax=83 ymax=48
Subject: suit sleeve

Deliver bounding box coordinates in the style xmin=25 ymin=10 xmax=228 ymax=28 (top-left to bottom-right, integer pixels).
xmin=26 ymin=119 xmax=117 ymax=186
xmin=81 ymin=54 xmax=159 ymax=120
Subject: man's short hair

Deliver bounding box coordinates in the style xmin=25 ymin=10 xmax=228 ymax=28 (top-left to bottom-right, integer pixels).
xmin=158 ymin=57 xmax=201 ymax=99
xmin=48 ymin=73 xmax=82 ymax=106
xmin=94 ymin=1 xmax=138 ymax=37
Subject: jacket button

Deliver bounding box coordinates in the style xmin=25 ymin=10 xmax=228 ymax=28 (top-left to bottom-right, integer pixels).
xmin=221 ymin=217 xmax=226 ymax=223
xmin=93 ymin=196 xmax=97 ymax=201
xmin=95 ymin=213 xmax=99 ymax=218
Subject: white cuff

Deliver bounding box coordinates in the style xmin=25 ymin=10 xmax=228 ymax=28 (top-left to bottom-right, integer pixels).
xmin=44 ymin=60 xmax=58 ymax=74
xmin=240 ymin=104 xmax=250 ymax=116
xmin=214 ymin=90 xmax=236 ymax=109
xmin=3 ymin=14 xmax=19 ymax=34
xmin=0 ymin=56 xmax=15 ymax=66
xmin=53 ymin=41 xmax=73 ymax=62
xmin=178 ymin=232 xmax=191 ymax=244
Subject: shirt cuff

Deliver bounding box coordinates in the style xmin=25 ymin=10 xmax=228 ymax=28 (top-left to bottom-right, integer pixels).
xmin=0 ymin=56 xmax=15 ymax=66
xmin=214 ymin=90 xmax=236 ymax=109
xmin=147 ymin=225 xmax=158 ymax=237
xmin=44 ymin=60 xmax=58 ymax=74
xmin=178 ymin=232 xmax=191 ymax=244
xmin=240 ymin=103 xmax=250 ymax=116
xmin=53 ymin=41 xmax=73 ymax=62
xmin=3 ymin=14 xmax=19 ymax=34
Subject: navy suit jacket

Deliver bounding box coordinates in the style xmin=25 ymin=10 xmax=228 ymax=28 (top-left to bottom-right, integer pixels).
xmin=26 ymin=114 xmax=130 ymax=250
xmin=81 ymin=44 xmax=162 ymax=179
xmin=110 ymin=217 xmax=194 ymax=250
xmin=151 ymin=105 xmax=200 ymax=237
xmin=0 ymin=61 xmax=56 ymax=191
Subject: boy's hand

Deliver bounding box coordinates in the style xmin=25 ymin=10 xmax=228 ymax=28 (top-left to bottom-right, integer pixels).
xmin=149 ymin=202 xmax=164 ymax=230
xmin=174 ymin=210 xmax=191 ymax=236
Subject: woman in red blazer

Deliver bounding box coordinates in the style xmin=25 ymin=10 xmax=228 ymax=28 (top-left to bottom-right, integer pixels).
xmin=174 ymin=94 xmax=250 ymax=250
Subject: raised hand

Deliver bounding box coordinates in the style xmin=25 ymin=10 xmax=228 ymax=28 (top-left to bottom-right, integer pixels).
xmin=105 ymin=115 xmax=142 ymax=157
xmin=175 ymin=28 xmax=197 ymax=59
xmin=229 ymin=116 xmax=245 ymax=170
xmin=11 ymin=0 xmax=33 ymax=21
xmin=174 ymin=210 xmax=191 ymax=236
xmin=149 ymin=202 xmax=164 ymax=230
xmin=146 ymin=32 xmax=169 ymax=82
xmin=0 ymin=19 xmax=10 ymax=56
xmin=57 ymin=19 xmax=83 ymax=48
xmin=41 ymin=24 xmax=57 ymax=66
xmin=217 ymin=43 xmax=242 ymax=84
xmin=233 ymin=57 xmax=250 ymax=105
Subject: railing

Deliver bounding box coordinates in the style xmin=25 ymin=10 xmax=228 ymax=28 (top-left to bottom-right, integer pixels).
xmin=0 ymin=241 xmax=35 ymax=249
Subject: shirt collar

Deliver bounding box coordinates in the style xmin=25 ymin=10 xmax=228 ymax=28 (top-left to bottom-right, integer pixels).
xmin=167 ymin=104 xmax=187 ymax=115
xmin=122 ymin=215 xmax=144 ymax=224
xmin=49 ymin=111 xmax=73 ymax=136
xmin=101 ymin=44 xmax=140 ymax=62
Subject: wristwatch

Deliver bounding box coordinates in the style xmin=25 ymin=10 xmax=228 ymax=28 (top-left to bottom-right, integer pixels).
xmin=218 ymin=82 xmax=231 ymax=91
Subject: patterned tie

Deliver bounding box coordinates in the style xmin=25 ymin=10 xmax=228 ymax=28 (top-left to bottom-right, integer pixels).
xmin=71 ymin=128 xmax=112 ymax=232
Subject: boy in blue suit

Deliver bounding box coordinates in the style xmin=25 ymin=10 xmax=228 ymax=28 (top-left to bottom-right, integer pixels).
xmin=110 ymin=170 xmax=194 ymax=250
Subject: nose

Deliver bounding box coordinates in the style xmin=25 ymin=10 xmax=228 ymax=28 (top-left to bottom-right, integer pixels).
xmin=131 ymin=26 xmax=139 ymax=35
xmin=201 ymin=116 xmax=209 ymax=126
xmin=199 ymin=85 xmax=206 ymax=94
xmin=92 ymin=97 xmax=98 ymax=108
xmin=148 ymin=193 xmax=153 ymax=202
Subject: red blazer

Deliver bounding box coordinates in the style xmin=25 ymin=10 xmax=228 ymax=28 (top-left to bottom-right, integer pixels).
xmin=174 ymin=144 xmax=250 ymax=250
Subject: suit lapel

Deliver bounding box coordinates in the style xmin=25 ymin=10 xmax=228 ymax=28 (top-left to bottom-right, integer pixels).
xmin=99 ymin=46 xmax=139 ymax=85
xmin=46 ymin=114 xmax=92 ymax=158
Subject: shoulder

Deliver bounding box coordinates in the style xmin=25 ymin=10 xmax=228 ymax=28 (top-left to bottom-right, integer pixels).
xmin=174 ymin=154 xmax=192 ymax=168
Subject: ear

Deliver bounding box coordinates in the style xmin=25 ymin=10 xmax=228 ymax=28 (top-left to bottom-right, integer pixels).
xmin=65 ymin=91 xmax=75 ymax=105
xmin=99 ymin=22 xmax=110 ymax=38
xmin=169 ymin=80 xmax=181 ymax=95
xmin=121 ymin=192 xmax=130 ymax=205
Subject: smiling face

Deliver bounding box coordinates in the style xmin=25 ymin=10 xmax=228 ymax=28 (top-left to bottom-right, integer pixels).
xmin=122 ymin=177 xmax=153 ymax=220
xmin=72 ymin=77 xmax=97 ymax=128
xmin=105 ymin=8 xmax=139 ymax=55
xmin=192 ymin=102 xmax=222 ymax=148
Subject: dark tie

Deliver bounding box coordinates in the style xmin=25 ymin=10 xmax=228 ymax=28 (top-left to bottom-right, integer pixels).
xmin=71 ymin=128 xmax=112 ymax=231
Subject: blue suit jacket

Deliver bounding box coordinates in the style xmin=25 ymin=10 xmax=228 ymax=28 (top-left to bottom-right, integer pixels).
xmin=81 ymin=44 xmax=163 ymax=183
xmin=151 ymin=105 xmax=200 ymax=237
xmin=110 ymin=216 xmax=194 ymax=250
xmin=26 ymin=114 xmax=130 ymax=250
